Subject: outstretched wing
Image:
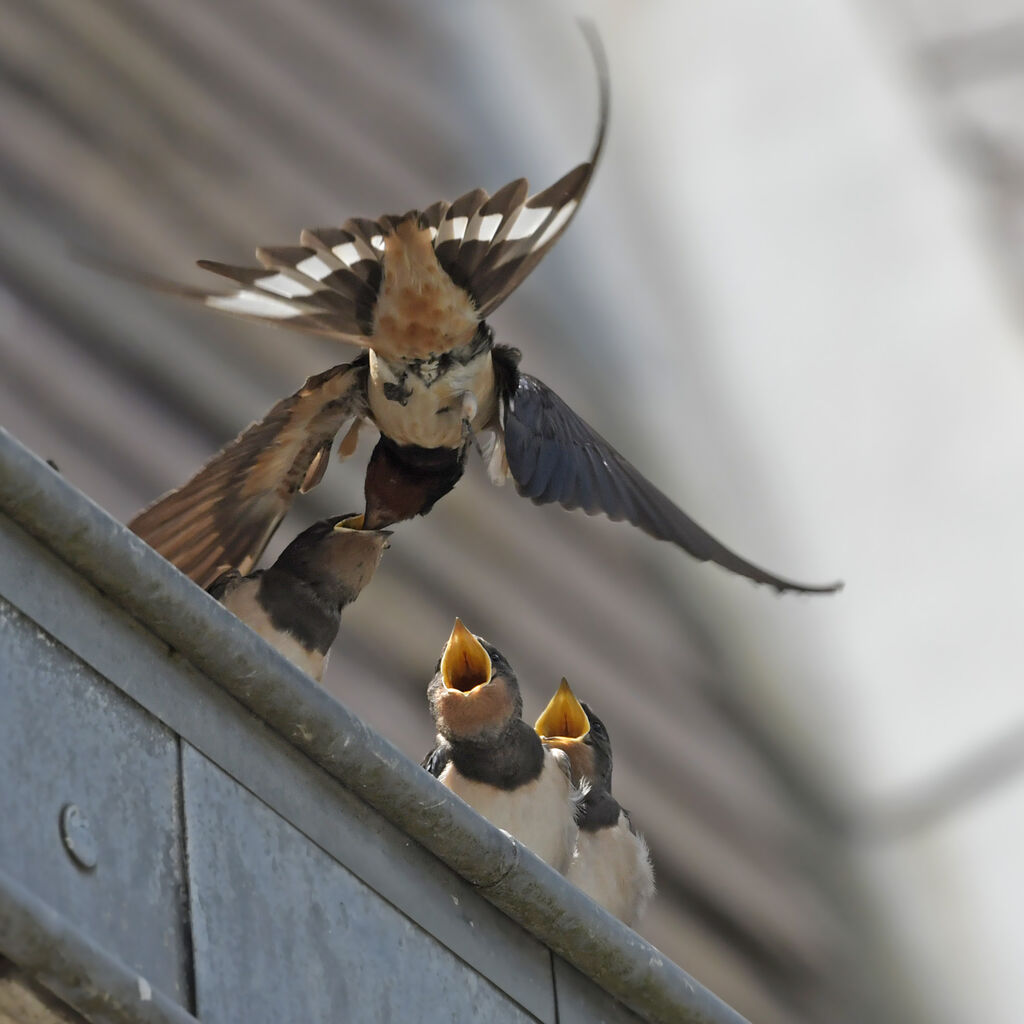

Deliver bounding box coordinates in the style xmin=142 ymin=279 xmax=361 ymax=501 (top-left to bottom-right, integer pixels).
xmin=499 ymin=373 xmax=843 ymax=594
xmin=121 ymin=24 xmax=609 ymax=344
xmin=130 ymin=358 xmax=369 ymax=588
xmin=192 ymin=215 xmax=388 ymax=341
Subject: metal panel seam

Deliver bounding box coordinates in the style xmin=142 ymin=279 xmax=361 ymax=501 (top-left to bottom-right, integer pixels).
xmin=0 ymin=866 xmax=199 ymax=1024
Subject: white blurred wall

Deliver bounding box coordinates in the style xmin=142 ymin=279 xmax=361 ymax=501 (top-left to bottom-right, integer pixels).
xmin=607 ymin=2 xmax=1024 ymax=1021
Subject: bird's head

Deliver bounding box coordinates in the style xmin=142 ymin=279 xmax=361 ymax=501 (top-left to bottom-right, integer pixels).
xmin=534 ymin=679 xmax=612 ymax=791
xmin=272 ymin=513 xmax=391 ymax=608
xmin=428 ymin=618 xmax=521 ymax=742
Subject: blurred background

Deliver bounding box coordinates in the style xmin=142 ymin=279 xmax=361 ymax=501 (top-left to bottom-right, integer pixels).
xmin=3 ymin=1 xmax=1024 ymax=1021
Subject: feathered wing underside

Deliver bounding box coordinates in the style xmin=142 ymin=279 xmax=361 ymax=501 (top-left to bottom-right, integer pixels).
xmin=499 ymin=374 xmax=843 ymax=594
xmin=187 ymin=219 xmax=388 ymax=341
xmin=129 ymin=359 xmax=369 ymax=588
xmin=142 ymin=24 xmax=609 ymax=341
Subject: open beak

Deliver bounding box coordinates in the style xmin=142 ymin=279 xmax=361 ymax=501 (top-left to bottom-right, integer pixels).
xmin=534 ymin=678 xmax=590 ymax=740
xmin=440 ymin=618 xmax=492 ymax=692
xmin=335 ymin=514 xmax=392 ymax=546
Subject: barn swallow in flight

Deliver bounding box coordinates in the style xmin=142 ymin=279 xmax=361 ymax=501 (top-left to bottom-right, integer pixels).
xmin=535 ymin=679 xmax=654 ymax=927
xmin=423 ymin=620 xmax=578 ymax=873
xmin=126 ymin=23 xmax=840 ymax=594
xmin=207 ymin=513 xmax=389 ymax=682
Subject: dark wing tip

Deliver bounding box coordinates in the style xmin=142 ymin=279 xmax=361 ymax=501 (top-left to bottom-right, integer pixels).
xmin=772 ymin=577 xmax=845 ymax=596
xmin=503 ymin=373 xmax=845 ymax=596
xmin=74 ymin=248 xmax=217 ymax=303
xmin=575 ymin=17 xmax=611 ymax=169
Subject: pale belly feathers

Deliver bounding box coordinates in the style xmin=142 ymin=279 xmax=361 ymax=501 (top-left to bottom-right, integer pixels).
xmin=366 ymin=217 xmax=497 ymax=449
xmin=567 ymin=812 xmax=655 ymax=928
xmin=439 ymin=753 xmax=577 ymax=874
xmin=220 ymin=580 xmax=328 ymax=682
xmin=367 ymin=348 xmax=497 ymax=450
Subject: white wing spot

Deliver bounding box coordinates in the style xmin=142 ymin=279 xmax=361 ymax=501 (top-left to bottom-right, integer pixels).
xmin=332 ymin=241 xmax=361 ymax=265
xmin=471 ymin=212 xmax=504 ymax=243
xmin=370 ymin=234 xmax=386 ymax=251
xmin=436 ymin=215 xmax=468 ymax=246
xmin=206 ymin=291 xmax=300 ymax=319
xmin=534 ymin=201 xmax=577 ymax=250
xmin=256 ymin=273 xmax=314 ymax=298
xmin=296 ymin=254 xmax=334 ymax=281
xmin=335 ymin=237 xmax=378 ymax=263
xmin=504 ymin=205 xmax=551 ymax=241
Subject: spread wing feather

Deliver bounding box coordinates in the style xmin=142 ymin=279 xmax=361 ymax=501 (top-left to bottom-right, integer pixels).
xmin=500 ymin=373 xmax=843 ymax=594
xmin=116 ymin=25 xmax=608 ymax=345
xmin=130 ymin=359 xmax=369 ymax=587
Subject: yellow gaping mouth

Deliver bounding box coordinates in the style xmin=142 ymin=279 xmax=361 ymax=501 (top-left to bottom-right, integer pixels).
xmin=440 ymin=618 xmax=492 ymax=692
xmin=534 ymin=678 xmax=589 ymax=739
xmin=337 ymin=514 xmax=365 ymax=531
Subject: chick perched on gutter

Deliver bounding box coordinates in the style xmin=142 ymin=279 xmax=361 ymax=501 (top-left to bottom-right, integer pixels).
xmin=423 ymin=620 xmax=578 ymax=873
xmin=207 ymin=513 xmax=389 ymax=682
xmin=536 ymin=679 xmax=654 ymax=927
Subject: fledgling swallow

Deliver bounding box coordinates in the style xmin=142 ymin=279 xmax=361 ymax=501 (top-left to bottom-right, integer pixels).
xmin=125 ymin=23 xmax=840 ymax=594
xmin=207 ymin=513 xmax=389 ymax=682
xmin=422 ymin=619 xmax=578 ymax=873
xmin=535 ymin=679 xmax=654 ymax=927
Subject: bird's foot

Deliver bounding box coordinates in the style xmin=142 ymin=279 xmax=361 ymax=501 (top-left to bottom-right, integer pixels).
xmin=458 ymin=392 xmax=481 ymax=453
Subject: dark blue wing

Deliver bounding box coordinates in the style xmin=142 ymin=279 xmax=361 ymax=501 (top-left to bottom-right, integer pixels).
xmin=501 ymin=374 xmax=842 ymax=594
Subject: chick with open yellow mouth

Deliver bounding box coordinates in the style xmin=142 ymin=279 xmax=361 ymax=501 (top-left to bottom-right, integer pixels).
xmin=423 ymin=619 xmax=578 ymax=873
xmin=535 ymin=679 xmax=654 ymax=927
xmin=207 ymin=513 xmax=390 ymax=682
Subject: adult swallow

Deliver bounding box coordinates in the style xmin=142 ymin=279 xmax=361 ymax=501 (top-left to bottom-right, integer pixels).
xmin=535 ymin=679 xmax=654 ymax=927
xmin=207 ymin=513 xmax=389 ymax=682
xmin=126 ymin=24 xmax=840 ymax=594
xmin=422 ymin=619 xmax=578 ymax=873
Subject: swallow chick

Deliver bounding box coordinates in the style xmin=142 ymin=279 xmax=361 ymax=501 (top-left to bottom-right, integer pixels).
xmin=125 ymin=23 xmax=840 ymax=595
xmin=423 ymin=620 xmax=578 ymax=873
xmin=207 ymin=514 xmax=389 ymax=682
xmin=535 ymin=679 xmax=654 ymax=927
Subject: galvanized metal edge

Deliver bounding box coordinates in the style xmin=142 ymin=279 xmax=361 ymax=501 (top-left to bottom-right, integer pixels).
xmin=0 ymin=866 xmax=199 ymax=1024
xmin=0 ymin=427 xmax=750 ymax=1024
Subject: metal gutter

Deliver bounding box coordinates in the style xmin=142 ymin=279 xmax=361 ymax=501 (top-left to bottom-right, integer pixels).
xmin=0 ymin=427 xmax=749 ymax=1024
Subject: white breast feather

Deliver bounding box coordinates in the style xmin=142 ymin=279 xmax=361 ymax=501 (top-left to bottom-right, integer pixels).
xmin=567 ymin=812 xmax=655 ymax=927
xmin=439 ymin=752 xmax=577 ymax=874
xmin=220 ymin=581 xmax=327 ymax=682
